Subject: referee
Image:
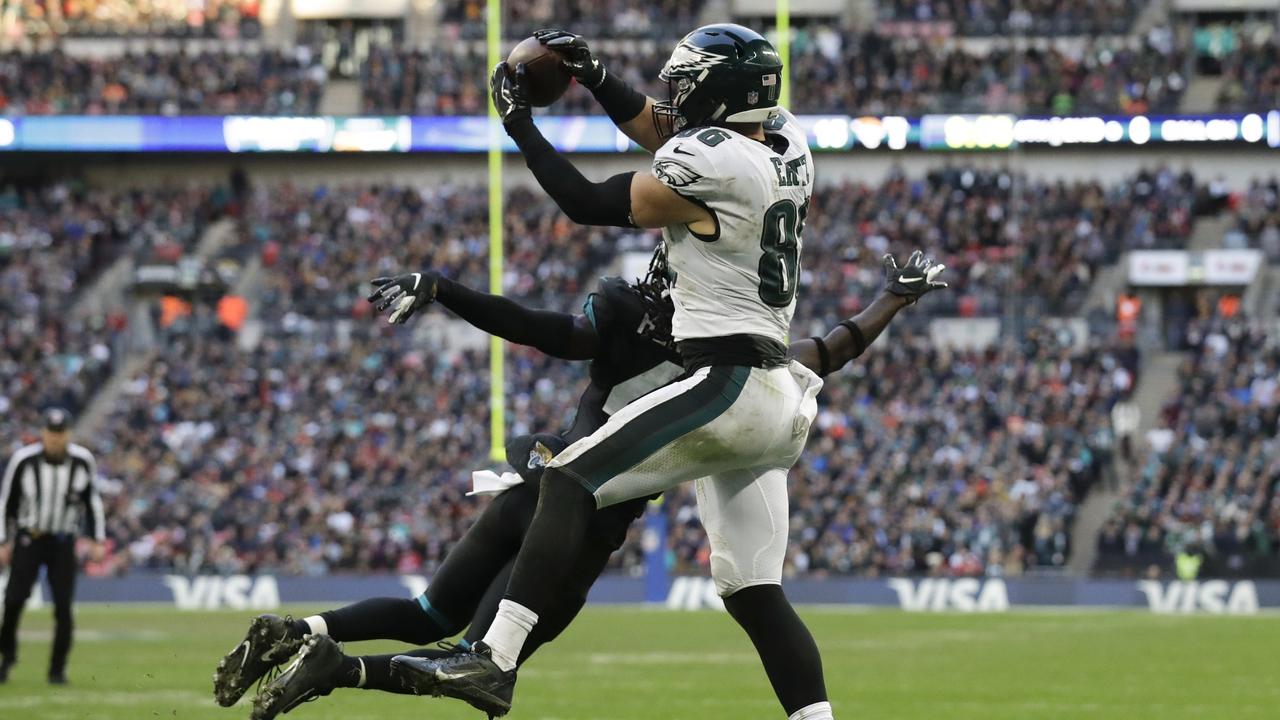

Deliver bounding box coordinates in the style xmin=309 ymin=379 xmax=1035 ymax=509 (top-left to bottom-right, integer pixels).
xmin=0 ymin=408 xmax=105 ymax=685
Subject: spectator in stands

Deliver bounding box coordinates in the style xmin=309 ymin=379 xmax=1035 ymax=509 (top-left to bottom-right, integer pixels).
xmin=878 ymin=0 xmax=1143 ymax=37
xmin=0 ymin=48 xmax=325 ymax=115
xmin=1098 ymin=305 xmax=1278 ymax=577
xmin=10 ymin=169 xmax=1258 ymax=581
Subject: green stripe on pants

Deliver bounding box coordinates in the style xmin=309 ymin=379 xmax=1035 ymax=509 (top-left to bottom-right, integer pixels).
xmin=564 ymin=366 xmax=751 ymax=492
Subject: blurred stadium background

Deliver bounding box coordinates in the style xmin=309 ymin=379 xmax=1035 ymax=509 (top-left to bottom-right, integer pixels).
xmin=1 ymin=0 xmax=1280 ymax=717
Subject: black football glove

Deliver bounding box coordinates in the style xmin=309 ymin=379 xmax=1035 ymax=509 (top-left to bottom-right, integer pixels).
xmin=367 ymin=271 xmax=440 ymax=324
xmin=490 ymin=62 xmax=532 ymax=125
xmin=533 ymin=29 xmax=607 ymax=89
xmin=882 ymin=250 xmax=948 ymax=304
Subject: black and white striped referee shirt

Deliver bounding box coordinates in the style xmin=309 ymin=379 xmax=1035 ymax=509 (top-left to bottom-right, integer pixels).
xmin=0 ymin=443 xmax=105 ymax=543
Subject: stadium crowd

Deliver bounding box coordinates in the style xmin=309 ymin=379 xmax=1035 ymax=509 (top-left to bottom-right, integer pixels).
xmin=1224 ymin=177 xmax=1280 ymax=262
xmin=23 ymin=168 xmax=1180 ymax=579
xmin=2 ymin=157 xmax=1252 ymax=579
xmin=1 ymin=0 xmax=262 ymax=39
xmin=0 ymin=179 xmax=218 ymax=458
xmin=5 ymin=19 xmax=1274 ymax=116
xmin=357 ymin=42 xmax=670 ymax=117
xmin=90 ymin=179 xmax=647 ymax=575
xmin=0 ymin=47 xmax=325 ymax=115
xmin=764 ymin=329 xmax=1133 ymax=577
xmin=792 ymin=25 xmax=1187 ymax=115
xmin=358 ymin=28 xmax=1189 ymax=117
xmin=1097 ymin=309 xmax=1278 ymax=576
xmin=877 ymin=0 xmax=1143 ymax=36
xmin=442 ymin=0 xmax=707 ymax=39
xmin=1202 ymin=21 xmax=1280 ymax=112
xmin=796 ymin=165 xmax=1198 ymax=326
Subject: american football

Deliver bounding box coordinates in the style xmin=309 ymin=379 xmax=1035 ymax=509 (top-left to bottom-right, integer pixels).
xmin=506 ymin=36 xmax=572 ymax=107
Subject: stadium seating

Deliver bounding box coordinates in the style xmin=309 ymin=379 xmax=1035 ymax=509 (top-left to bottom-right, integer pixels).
xmin=0 ymin=180 xmax=221 ymax=452
xmin=4 ymin=0 xmax=262 ymax=38
xmin=356 ymin=28 xmax=1191 ymax=117
xmin=0 ymin=48 xmax=325 ymax=115
xmin=796 ymin=166 xmax=1199 ymax=325
xmin=791 ymin=26 xmax=1188 ymax=115
xmin=1225 ymin=178 xmax=1280 ymax=262
xmin=877 ymin=0 xmax=1144 ymax=37
xmin=1201 ymin=21 xmax=1280 ymax=112
xmin=3 ymin=17 xmax=1272 ymax=116
xmin=442 ymin=0 xmax=707 ymax=39
xmin=67 ymin=170 xmax=1186 ymax=577
xmin=661 ymin=329 xmax=1138 ymax=578
xmin=1096 ymin=311 xmax=1279 ymax=578
xmin=91 ymin=180 xmax=648 ymax=574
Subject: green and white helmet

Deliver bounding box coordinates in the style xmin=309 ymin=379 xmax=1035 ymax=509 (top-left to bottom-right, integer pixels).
xmin=652 ymin=23 xmax=784 ymax=138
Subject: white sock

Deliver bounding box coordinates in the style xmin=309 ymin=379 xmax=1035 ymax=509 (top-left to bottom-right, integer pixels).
xmin=481 ymin=600 xmax=538 ymax=672
xmin=789 ymin=702 xmax=834 ymax=720
xmin=303 ymin=616 xmax=328 ymax=636
xmin=355 ymin=658 xmax=366 ymax=688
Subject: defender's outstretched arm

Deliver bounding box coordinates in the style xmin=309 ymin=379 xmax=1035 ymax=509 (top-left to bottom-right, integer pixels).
xmin=368 ymin=273 xmax=599 ymax=361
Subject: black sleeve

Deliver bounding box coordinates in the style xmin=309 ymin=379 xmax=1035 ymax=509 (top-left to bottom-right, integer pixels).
xmin=589 ymin=72 xmax=648 ymax=125
xmin=504 ymin=117 xmax=635 ymax=228
xmin=435 ymin=277 xmax=597 ymax=360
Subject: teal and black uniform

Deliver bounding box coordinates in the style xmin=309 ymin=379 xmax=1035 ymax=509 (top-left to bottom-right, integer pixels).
xmin=310 ymin=275 xmax=680 ymax=671
xmin=216 ymin=274 xmax=684 ymax=706
xmin=445 ymin=276 xmax=681 ymax=660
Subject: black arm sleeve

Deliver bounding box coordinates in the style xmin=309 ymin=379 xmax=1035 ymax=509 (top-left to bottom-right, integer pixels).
xmin=435 ymin=277 xmax=596 ymax=360
xmin=589 ymin=71 xmax=648 ymax=125
xmin=505 ymin=117 xmax=635 ymax=228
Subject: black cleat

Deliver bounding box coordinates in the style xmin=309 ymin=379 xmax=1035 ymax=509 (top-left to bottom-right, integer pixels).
xmin=213 ymin=614 xmax=305 ymax=707
xmin=250 ymin=634 xmax=343 ymax=720
xmin=390 ymin=641 xmax=516 ymax=718
xmin=0 ymin=659 xmax=11 ymax=684
xmin=48 ymin=671 xmax=68 ymax=685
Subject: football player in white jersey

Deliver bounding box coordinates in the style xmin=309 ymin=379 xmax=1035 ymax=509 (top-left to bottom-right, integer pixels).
xmin=400 ymin=25 xmax=849 ymax=720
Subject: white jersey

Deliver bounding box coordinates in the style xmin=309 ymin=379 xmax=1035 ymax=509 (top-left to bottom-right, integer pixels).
xmin=651 ymin=108 xmax=813 ymax=345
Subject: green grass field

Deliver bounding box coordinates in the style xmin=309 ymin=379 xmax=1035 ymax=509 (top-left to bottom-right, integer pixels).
xmin=1 ymin=605 xmax=1277 ymax=719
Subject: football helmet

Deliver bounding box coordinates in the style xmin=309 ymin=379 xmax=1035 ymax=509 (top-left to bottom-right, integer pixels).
xmin=653 ymin=23 xmax=783 ymax=138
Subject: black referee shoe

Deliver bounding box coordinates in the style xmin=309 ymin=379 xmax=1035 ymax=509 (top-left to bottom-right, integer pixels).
xmin=213 ymin=614 xmax=305 ymax=707
xmin=0 ymin=659 xmax=12 ymax=683
xmin=390 ymin=641 xmax=516 ymax=718
xmin=251 ymin=634 xmax=342 ymax=720
xmin=48 ymin=671 xmax=68 ymax=685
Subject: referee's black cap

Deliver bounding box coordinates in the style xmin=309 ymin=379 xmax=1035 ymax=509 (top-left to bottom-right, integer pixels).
xmin=44 ymin=407 xmax=71 ymax=432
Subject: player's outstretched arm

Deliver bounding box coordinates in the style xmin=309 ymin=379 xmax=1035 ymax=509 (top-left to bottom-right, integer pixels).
xmin=790 ymin=250 xmax=948 ymax=377
xmin=368 ymin=272 xmax=600 ymax=361
xmin=492 ymin=63 xmax=707 ymax=230
xmin=534 ymin=30 xmax=665 ymax=154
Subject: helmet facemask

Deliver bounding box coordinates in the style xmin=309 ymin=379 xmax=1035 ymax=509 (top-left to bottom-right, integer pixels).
xmin=652 ymin=69 xmax=703 ymax=139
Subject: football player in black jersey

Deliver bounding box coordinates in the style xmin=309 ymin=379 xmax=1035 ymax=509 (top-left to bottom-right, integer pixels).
xmin=217 ymin=247 xmax=945 ymax=719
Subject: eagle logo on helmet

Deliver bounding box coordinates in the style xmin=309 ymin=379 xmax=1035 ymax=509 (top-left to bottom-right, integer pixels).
xmin=663 ymin=43 xmax=725 ymax=75
xmin=652 ymin=159 xmax=704 ymax=188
